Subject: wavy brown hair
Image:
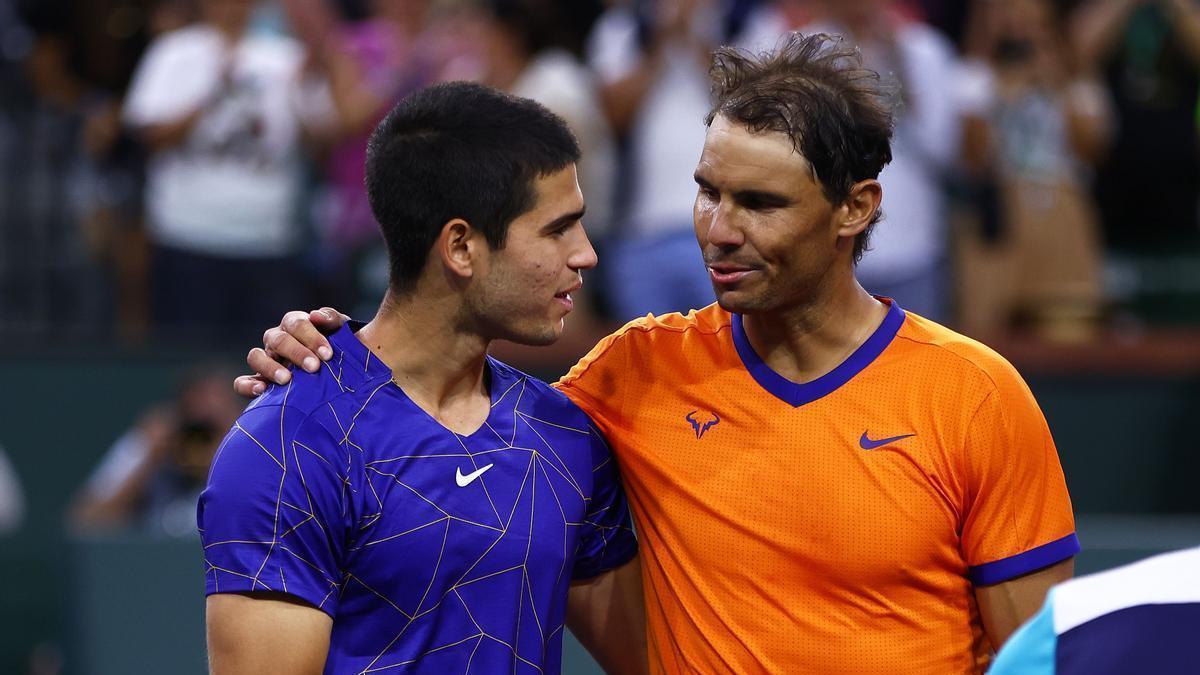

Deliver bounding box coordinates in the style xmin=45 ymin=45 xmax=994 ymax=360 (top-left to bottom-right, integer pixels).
xmin=706 ymin=32 xmax=896 ymax=263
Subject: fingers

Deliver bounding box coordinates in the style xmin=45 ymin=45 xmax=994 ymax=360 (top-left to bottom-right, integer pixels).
xmin=249 ymin=341 xmax=301 ymax=385
xmin=308 ymin=307 xmax=347 ymax=360
xmin=279 ymin=311 xmax=335 ymax=365
xmin=312 ymin=306 xmax=350 ymax=327
xmin=233 ymin=374 xmax=270 ymax=398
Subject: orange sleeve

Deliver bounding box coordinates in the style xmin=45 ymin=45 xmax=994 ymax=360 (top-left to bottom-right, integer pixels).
xmin=960 ymin=365 xmax=1078 ymax=586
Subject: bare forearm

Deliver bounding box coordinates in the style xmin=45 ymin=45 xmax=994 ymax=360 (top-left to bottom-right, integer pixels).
xmin=70 ymin=453 xmax=162 ymax=528
xmin=961 ymin=115 xmax=993 ymax=175
xmin=137 ymin=107 xmax=205 ymax=152
xmin=1065 ymin=82 xmax=1112 ymax=165
xmin=976 ymin=559 xmax=1074 ymax=650
xmin=325 ymin=51 xmax=389 ymax=138
xmin=1163 ymin=0 xmax=1200 ymax=66
xmin=566 ymin=558 xmax=648 ymax=674
xmin=599 ymin=55 xmax=663 ymax=136
xmin=1071 ymin=0 xmax=1143 ymax=69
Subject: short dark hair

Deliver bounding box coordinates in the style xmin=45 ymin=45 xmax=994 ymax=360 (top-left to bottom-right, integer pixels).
xmin=706 ymin=33 xmax=895 ymax=263
xmin=365 ymin=81 xmax=581 ymax=293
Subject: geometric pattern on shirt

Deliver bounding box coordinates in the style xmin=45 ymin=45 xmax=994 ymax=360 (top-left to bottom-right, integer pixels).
xmin=200 ymin=344 xmax=633 ymax=674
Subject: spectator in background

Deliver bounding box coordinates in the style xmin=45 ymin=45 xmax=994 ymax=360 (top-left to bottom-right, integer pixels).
xmin=587 ymin=0 xmax=722 ymax=320
xmin=740 ymin=0 xmax=961 ymax=322
xmin=1072 ymin=0 xmax=1200 ymax=255
xmin=75 ymin=0 xmax=197 ymax=345
xmin=123 ymin=0 xmax=332 ymax=341
xmin=955 ymin=0 xmax=1109 ymax=341
xmin=280 ymin=0 xmax=479 ymax=316
xmin=0 ymin=1 xmax=110 ymax=339
xmin=0 ymin=0 xmax=194 ymax=344
xmin=70 ymin=367 xmax=241 ymax=536
xmin=483 ymin=0 xmax=617 ymax=254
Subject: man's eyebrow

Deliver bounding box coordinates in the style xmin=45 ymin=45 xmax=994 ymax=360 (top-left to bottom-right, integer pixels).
xmin=542 ymin=205 xmax=586 ymax=231
xmin=694 ymin=174 xmax=788 ymax=206
xmin=733 ymin=189 xmax=790 ymax=206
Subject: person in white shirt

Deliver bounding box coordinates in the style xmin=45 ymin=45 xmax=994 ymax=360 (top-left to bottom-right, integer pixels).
xmin=123 ymin=0 xmax=330 ymax=339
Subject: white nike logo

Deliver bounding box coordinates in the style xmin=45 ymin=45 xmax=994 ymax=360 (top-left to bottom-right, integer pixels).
xmin=455 ymin=463 xmax=494 ymax=487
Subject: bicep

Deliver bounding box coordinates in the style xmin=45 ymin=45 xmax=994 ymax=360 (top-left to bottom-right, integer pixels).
xmin=207 ymin=592 xmax=332 ymax=674
xmin=975 ymin=557 xmax=1074 ymax=651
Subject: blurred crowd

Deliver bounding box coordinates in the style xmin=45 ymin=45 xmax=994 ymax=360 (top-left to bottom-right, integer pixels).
xmin=3 ymin=0 xmax=1200 ymax=349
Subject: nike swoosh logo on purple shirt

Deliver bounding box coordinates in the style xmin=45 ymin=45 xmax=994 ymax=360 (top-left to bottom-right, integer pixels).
xmin=859 ymin=432 xmax=916 ymax=450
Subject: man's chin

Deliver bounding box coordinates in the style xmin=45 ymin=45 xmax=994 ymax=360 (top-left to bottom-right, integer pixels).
xmin=715 ymin=291 xmax=763 ymax=315
xmin=502 ymin=322 xmax=562 ymax=347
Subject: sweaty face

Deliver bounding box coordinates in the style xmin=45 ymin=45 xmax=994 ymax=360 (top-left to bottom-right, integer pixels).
xmin=469 ymin=165 xmax=596 ymax=345
xmin=692 ymin=115 xmax=843 ymax=314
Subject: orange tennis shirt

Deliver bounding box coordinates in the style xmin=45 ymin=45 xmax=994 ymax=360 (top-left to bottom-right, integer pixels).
xmin=556 ymin=299 xmax=1077 ymax=674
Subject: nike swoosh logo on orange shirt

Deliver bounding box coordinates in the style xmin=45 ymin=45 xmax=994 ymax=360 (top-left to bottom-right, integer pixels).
xmin=859 ymin=432 xmax=916 ymax=450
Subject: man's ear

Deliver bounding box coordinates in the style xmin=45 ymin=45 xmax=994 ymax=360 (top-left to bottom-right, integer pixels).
xmin=836 ymin=179 xmax=883 ymax=239
xmin=436 ymin=219 xmax=483 ymax=282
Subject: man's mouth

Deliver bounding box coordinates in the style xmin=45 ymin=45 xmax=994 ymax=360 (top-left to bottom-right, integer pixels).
xmin=554 ymin=281 xmax=582 ymax=310
xmin=707 ymin=262 xmax=758 ymax=285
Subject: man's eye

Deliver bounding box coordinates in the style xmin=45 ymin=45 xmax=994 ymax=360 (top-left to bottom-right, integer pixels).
xmin=742 ymin=197 xmax=782 ymax=211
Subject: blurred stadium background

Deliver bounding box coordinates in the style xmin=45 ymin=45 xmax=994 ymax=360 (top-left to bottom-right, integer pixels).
xmin=2 ymin=0 xmax=1199 ymax=672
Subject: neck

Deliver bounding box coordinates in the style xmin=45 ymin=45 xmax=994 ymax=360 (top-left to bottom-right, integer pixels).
xmin=740 ymin=270 xmax=887 ymax=383
xmin=355 ymin=289 xmax=492 ymax=417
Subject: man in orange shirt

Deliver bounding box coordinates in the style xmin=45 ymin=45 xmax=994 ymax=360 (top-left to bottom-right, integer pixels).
xmin=240 ymin=33 xmax=1076 ymax=673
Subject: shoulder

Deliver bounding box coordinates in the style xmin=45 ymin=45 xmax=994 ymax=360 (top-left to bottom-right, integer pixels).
xmin=592 ymin=303 xmax=731 ymax=353
xmin=240 ymin=330 xmax=394 ymax=441
xmin=247 ymin=368 xmax=387 ymax=422
xmin=560 ymin=304 xmax=731 ymax=385
xmin=214 ymin=372 xmax=389 ymax=492
xmin=136 ymin=25 xmax=219 ymax=68
xmin=892 ymin=310 xmax=1029 ymax=398
xmin=490 ymin=358 xmax=592 ymax=426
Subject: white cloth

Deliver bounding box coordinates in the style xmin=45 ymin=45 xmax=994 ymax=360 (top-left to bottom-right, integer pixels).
xmin=587 ymin=8 xmax=713 ymax=236
xmin=738 ymin=14 xmax=962 ymax=280
xmin=1052 ymin=546 xmax=1200 ymax=635
xmin=511 ymin=49 xmax=617 ymax=237
xmin=124 ymin=25 xmax=325 ymax=258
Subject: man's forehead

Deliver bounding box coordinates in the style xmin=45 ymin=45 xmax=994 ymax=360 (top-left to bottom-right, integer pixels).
xmin=700 ymin=116 xmax=813 ymax=177
xmin=529 ymin=164 xmax=583 ymax=209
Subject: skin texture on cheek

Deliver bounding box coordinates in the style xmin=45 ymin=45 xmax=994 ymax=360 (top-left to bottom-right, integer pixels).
xmin=474 ymin=239 xmax=567 ymax=345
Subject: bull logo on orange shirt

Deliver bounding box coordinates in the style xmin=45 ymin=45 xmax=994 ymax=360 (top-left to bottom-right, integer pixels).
xmin=685 ymin=410 xmax=721 ymax=439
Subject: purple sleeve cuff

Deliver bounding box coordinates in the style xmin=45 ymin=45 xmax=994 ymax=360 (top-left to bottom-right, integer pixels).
xmin=969 ymin=533 xmax=1080 ymax=586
